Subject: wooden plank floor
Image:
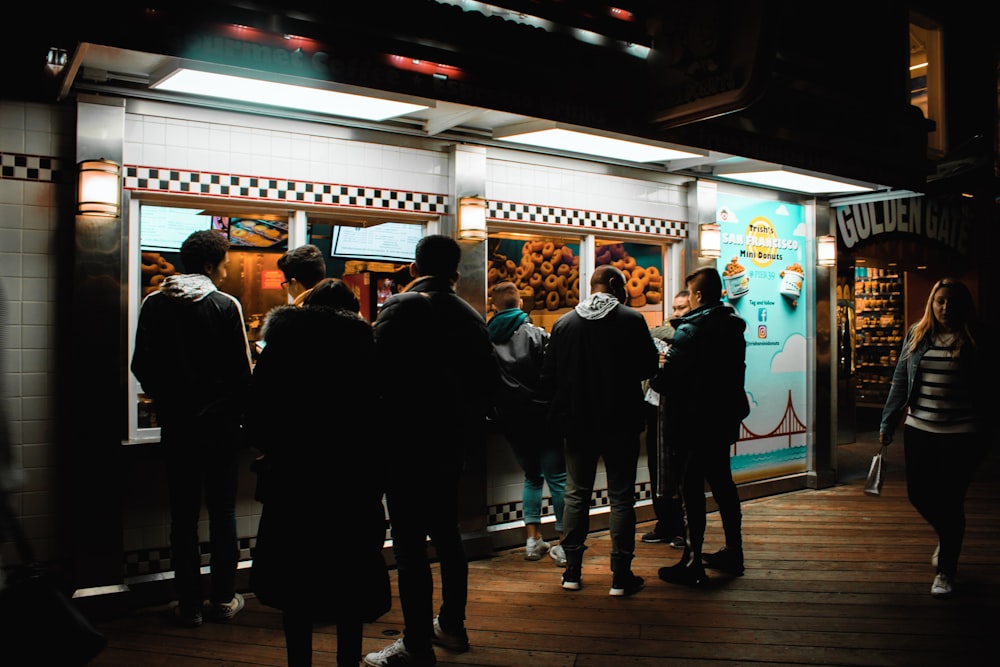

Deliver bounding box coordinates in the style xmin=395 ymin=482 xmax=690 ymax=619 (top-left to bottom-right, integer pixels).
xmin=88 ymin=437 xmax=1000 ymax=666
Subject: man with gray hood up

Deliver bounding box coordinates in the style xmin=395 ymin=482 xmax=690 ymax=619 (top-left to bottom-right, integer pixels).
xmin=131 ymin=229 xmax=252 ymax=628
xmin=541 ymin=264 xmax=659 ymax=597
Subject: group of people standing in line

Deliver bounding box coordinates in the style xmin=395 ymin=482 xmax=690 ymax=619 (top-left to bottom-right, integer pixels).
xmin=129 ymin=227 xmax=991 ymax=666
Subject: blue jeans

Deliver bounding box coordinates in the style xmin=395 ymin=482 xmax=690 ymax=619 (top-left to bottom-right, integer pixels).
xmin=386 ymin=460 xmax=467 ymax=654
xmin=163 ymin=420 xmax=241 ymax=611
xmin=561 ymin=432 xmax=639 ymax=572
xmin=508 ymin=435 xmax=566 ymax=532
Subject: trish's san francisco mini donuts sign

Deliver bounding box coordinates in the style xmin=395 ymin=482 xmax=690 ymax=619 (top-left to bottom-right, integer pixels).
xmin=716 ymin=205 xmax=804 ymax=308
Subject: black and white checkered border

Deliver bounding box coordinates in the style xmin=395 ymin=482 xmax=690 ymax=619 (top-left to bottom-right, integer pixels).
xmin=123 ymin=166 xmax=447 ymax=214
xmin=490 ymin=201 xmax=687 ymax=238
xmin=123 ymin=538 xmax=255 ymax=578
xmin=123 ymin=522 xmax=392 ymax=578
xmin=0 ymin=152 xmax=63 ymax=183
xmin=487 ymin=484 xmax=650 ymax=526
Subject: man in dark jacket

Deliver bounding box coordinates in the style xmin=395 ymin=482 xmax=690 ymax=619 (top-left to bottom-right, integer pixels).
xmin=366 ymin=235 xmax=499 ymax=667
xmin=651 ymin=266 xmax=749 ymax=588
xmin=488 ymin=281 xmax=567 ymax=566
xmin=541 ymin=264 xmax=660 ymax=597
xmin=131 ymin=230 xmax=252 ymax=627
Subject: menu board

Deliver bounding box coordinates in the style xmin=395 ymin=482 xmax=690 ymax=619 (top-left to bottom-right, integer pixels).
xmin=140 ymin=206 xmax=212 ymax=251
xmin=221 ymin=217 xmax=289 ymax=249
xmin=331 ymin=223 xmax=422 ymax=262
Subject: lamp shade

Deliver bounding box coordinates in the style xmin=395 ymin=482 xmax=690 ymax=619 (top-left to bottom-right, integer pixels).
xmin=698 ymin=222 xmax=721 ymax=258
xmin=457 ymin=196 xmax=488 ymax=241
xmin=817 ymin=234 xmax=837 ymax=267
xmin=78 ymin=159 xmax=121 ymax=217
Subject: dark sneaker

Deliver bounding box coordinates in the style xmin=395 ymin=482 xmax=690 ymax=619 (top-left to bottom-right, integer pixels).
xmin=432 ymin=616 xmax=470 ymax=653
xmin=702 ymin=546 xmax=745 ymax=576
xmin=658 ymin=562 xmax=709 ymax=588
xmin=668 ymin=535 xmax=686 ymax=549
xmin=562 ymin=564 xmax=582 ymax=590
xmin=609 ymin=572 xmax=645 ymax=597
xmin=364 ymin=638 xmax=437 ymax=666
xmin=640 ymin=531 xmax=664 ymax=543
xmin=172 ymin=603 xmax=203 ymax=628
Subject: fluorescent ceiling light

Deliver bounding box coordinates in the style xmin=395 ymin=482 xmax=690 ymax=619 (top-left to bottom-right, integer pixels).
xmin=494 ymin=122 xmax=705 ymax=163
xmin=151 ymin=67 xmax=431 ymax=121
xmin=714 ymin=162 xmax=877 ymax=195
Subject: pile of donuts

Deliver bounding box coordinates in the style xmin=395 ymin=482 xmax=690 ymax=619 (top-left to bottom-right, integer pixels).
xmin=488 ymin=240 xmax=581 ymax=311
xmin=486 ymin=240 xmax=662 ymax=312
xmin=596 ymin=243 xmax=663 ymax=308
xmin=140 ymin=251 xmax=176 ymax=297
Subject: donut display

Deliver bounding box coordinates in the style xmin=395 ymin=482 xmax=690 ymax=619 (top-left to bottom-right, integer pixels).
xmin=487 ymin=239 xmax=665 ymax=315
xmin=139 ymin=251 xmax=177 ymax=297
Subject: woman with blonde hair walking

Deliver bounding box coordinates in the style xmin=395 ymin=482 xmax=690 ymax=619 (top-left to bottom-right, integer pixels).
xmin=879 ymin=277 xmax=994 ymax=598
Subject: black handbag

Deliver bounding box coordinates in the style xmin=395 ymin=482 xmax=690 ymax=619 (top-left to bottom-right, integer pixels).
xmin=0 ymin=494 xmax=107 ymax=666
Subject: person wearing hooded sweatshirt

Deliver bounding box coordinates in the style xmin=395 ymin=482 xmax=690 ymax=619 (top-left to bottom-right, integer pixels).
xmin=540 ymin=264 xmax=659 ymax=597
xmin=131 ymin=230 xmax=252 ymax=628
xmin=651 ymin=266 xmax=749 ymax=588
xmin=487 ymin=281 xmax=567 ymax=566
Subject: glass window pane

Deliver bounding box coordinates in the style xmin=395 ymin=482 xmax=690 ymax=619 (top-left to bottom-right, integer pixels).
xmin=596 ymin=239 xmax=666 ymax=328
xmin=487 ymin=235 xmax=581 ymax=332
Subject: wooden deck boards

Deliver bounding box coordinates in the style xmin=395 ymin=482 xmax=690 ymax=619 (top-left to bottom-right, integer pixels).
xmin=88 ymin=442 xmax=1000 ymax=666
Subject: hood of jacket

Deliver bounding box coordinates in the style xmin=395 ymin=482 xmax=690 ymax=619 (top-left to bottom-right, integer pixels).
xmin=675 ymin=301 xmax=746 ymax=334
xmin=261 ymin=303 xmax=365 ymax=343
xmin=574 ymin=292 xmax=620 ymax=320
xmin=159 ymin=273 xmax=218 ymax=302
xmin=488 ymin=308 xmax=528 ymax=343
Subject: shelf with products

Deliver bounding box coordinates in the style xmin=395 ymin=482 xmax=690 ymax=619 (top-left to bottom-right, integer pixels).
xmin=853 ymin=267 xmax=904 ymax=408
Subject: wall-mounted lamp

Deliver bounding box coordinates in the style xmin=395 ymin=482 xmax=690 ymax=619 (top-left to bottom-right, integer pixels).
xmin=77 ymin=159 xmax=121 ymax=218
xmin=817 ymin=234 xmax=837 ymax=267
xmin=457 ymin=196 xmax=488 ymax=241
xmin=698 ymin=222 xmax=721 ymax=258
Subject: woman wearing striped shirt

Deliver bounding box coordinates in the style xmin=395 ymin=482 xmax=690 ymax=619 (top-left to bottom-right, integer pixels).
xmin=879 ymin=278 xmax=992 ymax=598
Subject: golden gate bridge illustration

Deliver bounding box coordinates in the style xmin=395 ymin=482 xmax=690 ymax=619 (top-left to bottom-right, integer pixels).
xmin=733 ymin=390 xmax=807 ymax=455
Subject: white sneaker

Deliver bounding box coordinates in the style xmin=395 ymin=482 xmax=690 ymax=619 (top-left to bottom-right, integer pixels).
xmin=525 ymin=537 xmax=550 ymax=561
xmin=206 ymin=593 xmax=244 ymax=622
xmin=931 ymin=573 xmax=953 ymax=598
xmin=549 ymin=544 xmax=568 ymax=567
xmin=364 ymin=638 xmax=437 ymax=666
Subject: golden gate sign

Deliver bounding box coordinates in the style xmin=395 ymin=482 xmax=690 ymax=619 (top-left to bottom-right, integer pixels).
xmin=835 ymin=195 xmax=971 ymax=256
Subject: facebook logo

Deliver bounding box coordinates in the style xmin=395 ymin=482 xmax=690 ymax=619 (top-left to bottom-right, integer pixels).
xmin=758 ymin=308 xmax=768 ymax=322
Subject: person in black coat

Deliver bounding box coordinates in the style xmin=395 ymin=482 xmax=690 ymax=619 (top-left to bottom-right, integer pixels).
xmin=651 ymin=266 xmax=749 ymax=588
xmin=540 ymin=264 xmax=660 ymax=597
xmin=247 ymin=278 xmax=390 ymax=667
xmin=365 ymin=235 xmax=500 ymax=667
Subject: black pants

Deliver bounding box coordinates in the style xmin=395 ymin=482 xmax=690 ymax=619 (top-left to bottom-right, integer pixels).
xmin=386 ymin=461 xmax=467 ymax=654
xmin=282 ymin=610 xmax=361 ymax=667
xmin=677 ymin=441 xmax=742 ymax=562
xmin=644 ymin=403 xmax=685 ymax=538
xmin=903 ymin=426 xmax=988 ymax=577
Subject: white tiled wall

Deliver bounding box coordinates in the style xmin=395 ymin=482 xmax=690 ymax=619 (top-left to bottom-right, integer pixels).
xmin=123 ymin=111 xmax=450 ymax=195
xmin=0 ymin=101 xmax=72 ymax=564
xmin=487 ymin=158 xmax=688 ymax=220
